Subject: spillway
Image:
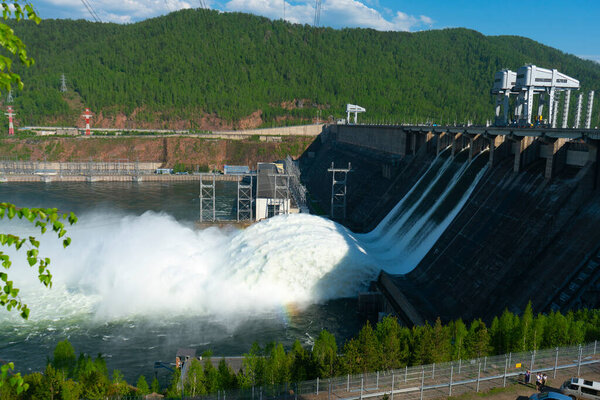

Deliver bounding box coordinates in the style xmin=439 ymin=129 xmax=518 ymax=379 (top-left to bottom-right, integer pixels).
xmin=0 ymin=150 xmax=488 ymax=379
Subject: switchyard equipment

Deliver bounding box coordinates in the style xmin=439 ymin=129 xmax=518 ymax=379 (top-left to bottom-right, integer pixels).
xmin=346 ymin=104 xmax=366 ymax=124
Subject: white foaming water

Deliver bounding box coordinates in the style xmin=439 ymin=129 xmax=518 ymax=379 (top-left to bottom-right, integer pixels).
xmin=1 ymin=211 xmax=377 ymax=324
xmin=0 ymin=152 xmax=488 ymax=326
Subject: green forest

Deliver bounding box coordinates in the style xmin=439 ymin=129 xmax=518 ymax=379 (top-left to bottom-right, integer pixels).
xmin=4 ymin=9 xmax=600 ymax=128
xmin=2 ymin=304 xmax=600 ymax=399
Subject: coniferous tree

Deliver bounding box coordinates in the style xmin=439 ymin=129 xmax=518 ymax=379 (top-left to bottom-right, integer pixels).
xmin=431 ymin=317 xmax=452 ymax=363
xmin=203 ymin=356 xmax=219 ymax=393
xmin=185 ymin=358 xmax=206 ymax=397
xmin=52 ymin=339 xmax=76 ymax=379
xmin=518 ymin=301 xmax=534 ymax=352
xmin=464 ymin=319 xmax=490 ymax=359
xmin=375 ymin=316 xmax=405 ymax=370
xmin=136 ymin=375 xmax=150 ymax=396
xmin=449 ymin=319 xmax=468 ymax=361
xmin=151 ymin=376 xmax=161 ymax=394
xmin=288 ymin=340 xmax=310 ymax=382
xmin=239 ymin=342 xmax=265 ymax=388
xmin=217 ymin=358 xmax=236 ymax=390
xmin=313 ymin=329 xmax=338 ymax=378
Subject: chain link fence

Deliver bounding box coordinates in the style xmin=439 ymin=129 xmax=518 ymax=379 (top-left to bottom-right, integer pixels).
xmin=0 ymin=158 xmax=159 ymax=176
xmin=179 ymin=341 xmax=599 ymax=400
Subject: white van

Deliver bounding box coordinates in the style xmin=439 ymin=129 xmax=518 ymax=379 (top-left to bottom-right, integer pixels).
xmin=560 ymin=378 xmax=600 ymax=400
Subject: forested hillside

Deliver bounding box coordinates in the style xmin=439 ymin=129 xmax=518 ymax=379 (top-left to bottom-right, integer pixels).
xmin=6 ymin=9 xmax=600 ymax=128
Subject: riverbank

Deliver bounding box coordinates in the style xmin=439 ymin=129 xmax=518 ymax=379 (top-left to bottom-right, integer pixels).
xmin=0 ymin=173 xmax=244 ymax=183
xmin=0 ymin=134 xmax=316 ymax=171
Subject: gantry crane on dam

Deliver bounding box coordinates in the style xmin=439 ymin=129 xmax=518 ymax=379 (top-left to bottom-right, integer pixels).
xmin=491 ymin=64 xmax=593 ymax=128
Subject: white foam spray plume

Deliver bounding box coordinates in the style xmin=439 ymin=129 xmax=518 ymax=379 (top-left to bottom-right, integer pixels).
xmin=0 ymin=151 xmax=488 ymax=326
xmin=1 ymin=212 xmax=377 ymax=324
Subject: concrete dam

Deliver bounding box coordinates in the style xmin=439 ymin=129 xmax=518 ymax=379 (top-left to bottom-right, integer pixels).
xmin=300 ymin=124 xmax=600 ymax=325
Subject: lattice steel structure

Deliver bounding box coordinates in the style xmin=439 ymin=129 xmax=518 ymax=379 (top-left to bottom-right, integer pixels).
xmin=60 ymin=74 xmax=67 ymax=92
xmin=328 ymin=162 xmax=352 ymax=221
xmin=313 ymin=0 xmax=322 ymax=27
xmin=237 ymin=175 xmax=253 ymax=222
xmin=284 ymin=155 xmax=308 ymax=212
xmin=199 ymin=173 xmax=216 ymax=222
xmin=267 ymin=173 xmax=290 ymax=217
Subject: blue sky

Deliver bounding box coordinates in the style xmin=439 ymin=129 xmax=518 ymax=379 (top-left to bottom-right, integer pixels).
xmin=34 ymin=0 xmax=599 ymax=62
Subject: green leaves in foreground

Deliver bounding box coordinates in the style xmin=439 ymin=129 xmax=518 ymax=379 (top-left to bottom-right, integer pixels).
xmin=0 ymin=361 xmax=28 ymax=394
xmin=0 ymin=1 xmax=40 ymax=94
xmin=0 ymin=203 xmax=77 ymax=320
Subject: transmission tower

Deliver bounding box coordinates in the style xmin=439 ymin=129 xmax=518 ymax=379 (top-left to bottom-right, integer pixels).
xmin=60 ymin=74 xmax=67 ymax=92
xmin=313 ymin=0 xmax=322 ymax=27
xmin=6 ymin=89 xmax=13 ymax=103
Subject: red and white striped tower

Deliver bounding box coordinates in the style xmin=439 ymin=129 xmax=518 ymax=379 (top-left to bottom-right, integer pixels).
xmin=82 ymin=107 xmax=92 ymax=135
xmin=5 ymin=105 xmax=15 ymax=135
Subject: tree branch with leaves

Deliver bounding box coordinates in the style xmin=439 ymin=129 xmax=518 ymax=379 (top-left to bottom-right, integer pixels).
xmin=0 ymin=3 xmax=68 ymax=395
xmin=0 ymin=204 xmax=76 ymax=394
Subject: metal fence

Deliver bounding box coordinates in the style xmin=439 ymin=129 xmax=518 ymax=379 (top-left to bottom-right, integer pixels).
xmin=182 ymin=341 xmax=599 ymax=400
xmin=0 ymin=159 xmax=156 ymax=175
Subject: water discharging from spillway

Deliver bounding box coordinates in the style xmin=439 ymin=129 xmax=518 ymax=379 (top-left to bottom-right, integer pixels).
xmin=0 ymin=149 xmax=487 ymax=327
xmin=0 ymin=149 xmax=488 ymax=379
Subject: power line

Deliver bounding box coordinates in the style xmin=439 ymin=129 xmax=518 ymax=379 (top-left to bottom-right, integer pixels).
xmin=80 ymin=0 xmax=102 ymax=22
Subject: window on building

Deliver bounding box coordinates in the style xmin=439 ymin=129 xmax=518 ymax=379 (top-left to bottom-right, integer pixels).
xmin=267 ymin=204 xmax=280 ymax=218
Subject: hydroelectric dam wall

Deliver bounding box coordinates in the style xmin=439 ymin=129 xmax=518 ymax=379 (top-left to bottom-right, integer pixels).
xmin=300 ymin=124 xmax=600 ymax=325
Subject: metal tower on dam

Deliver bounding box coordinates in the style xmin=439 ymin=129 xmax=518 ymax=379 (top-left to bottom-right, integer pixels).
xmin=491 ymin=64 xmax=595 ymax=129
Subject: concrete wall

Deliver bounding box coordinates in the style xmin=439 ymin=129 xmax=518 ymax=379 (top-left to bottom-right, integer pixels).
xmin=25 ymin=124 xmax=325 ymax=139
xmin=301 ymin=125 xmax=600 ymax=322
xmin=216 ymin=124 xmax=324 ymax=137
xmin=333 ymin=125 xmax=408 ymax=156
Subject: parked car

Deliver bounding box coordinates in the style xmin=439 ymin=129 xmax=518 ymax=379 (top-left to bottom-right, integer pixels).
xmin=560 ymin=378 xmax=600 ymax=400
xmin=529 ymin=392 xmax=572 ymax=400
